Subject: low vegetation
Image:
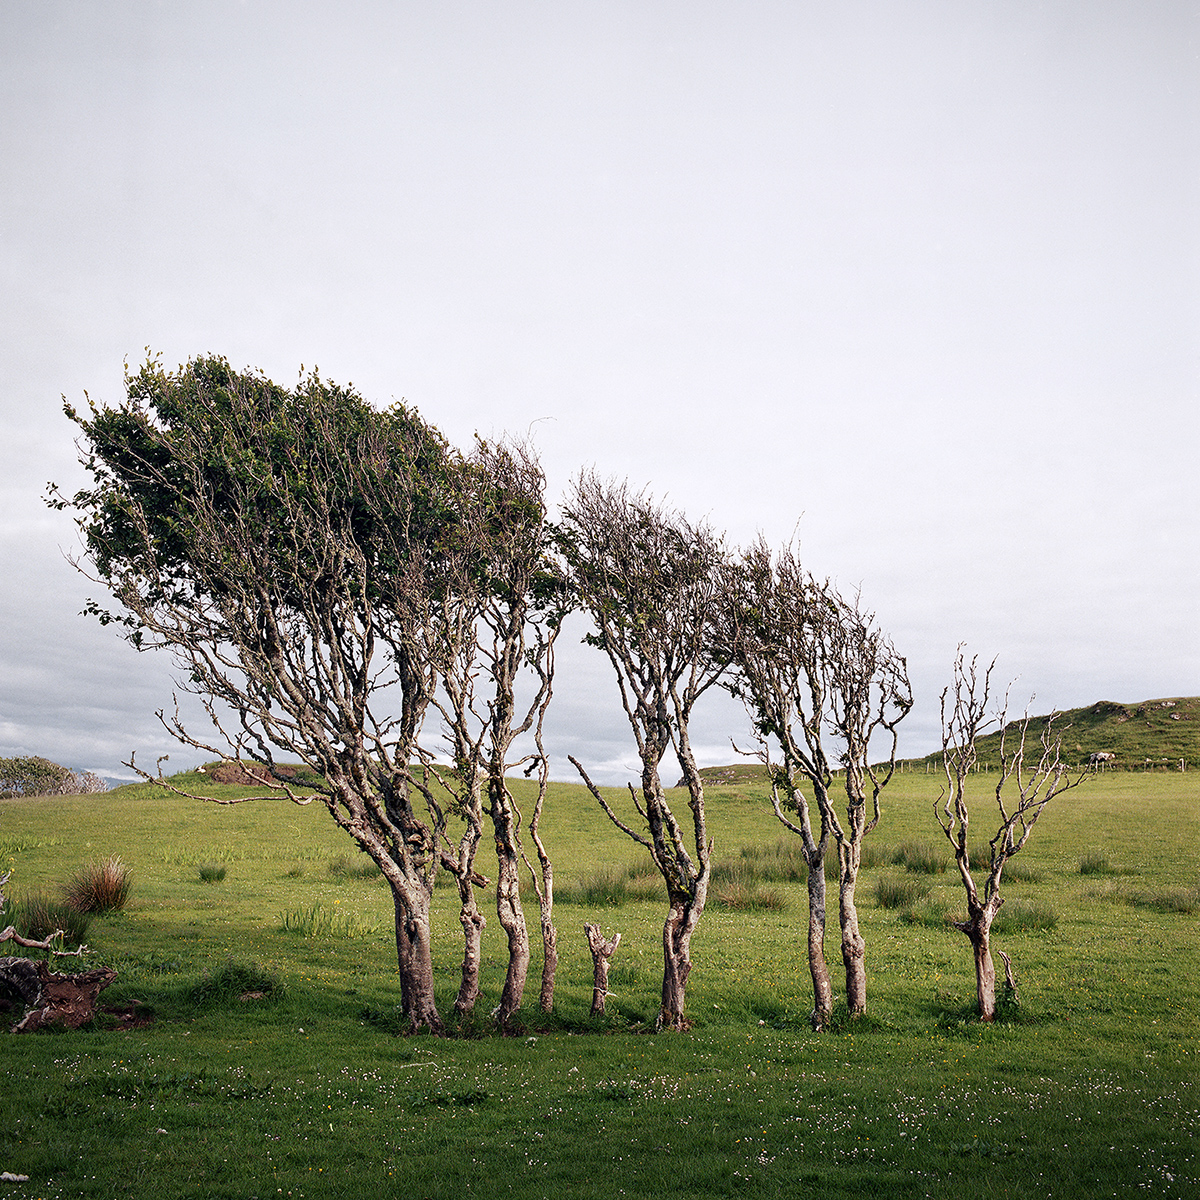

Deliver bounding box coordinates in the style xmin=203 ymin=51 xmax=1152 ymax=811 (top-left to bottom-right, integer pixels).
xmin=0 ymin=769 xmax=1195 ymax=1199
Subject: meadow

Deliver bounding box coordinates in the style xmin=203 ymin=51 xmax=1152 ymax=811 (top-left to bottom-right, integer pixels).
xmin=1 ymin=767 xmax=1197 ymax=1199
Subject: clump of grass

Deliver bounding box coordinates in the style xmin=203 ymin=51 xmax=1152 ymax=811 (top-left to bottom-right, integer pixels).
xmin=63 ymin=855 xmax=132 ymax=913
xmin=712 ymin=882 xmax=786 ymax=912
xmin=899 ymin=899 xmax=954 ymax=929
xmin=278 ymin=902 xmax=379 ymax=938
xmin=285 ymin=864 xmax=304 ymax=878
xmin=1079 ymin=851 xmax=1115 ymax=876
xmin=185 ymin=960 xmax=284 ymax=1008
xmin=1138 ymin=885 xmax=1200 ymax=914
xmin=327 ymin=853 xmax=380 ymax=880
xmin=8 ymin=891 xmax=92 ymax=945
xmin=892 ymin=841 xmax=946 ymax=875
xmin=993 ymin=898 xmax=1058 ymax=933
xmin=198 ymin=863 xmax=227 ymax=883
xmin=875 ymin=875 xmax=932 ymax=909
xmin=857 ymin=841 xmax=891 ymax=870
xmin=1000 ymin=857 xmax=1044 ymax=884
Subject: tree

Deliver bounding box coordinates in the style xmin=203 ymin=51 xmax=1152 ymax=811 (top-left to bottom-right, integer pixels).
xmin=55 ymin=355 xmax=467 ymax=1032
xmin=717 ymin=540 xmax=835 ymax=1029
xmin=720 ymin=538 xmax=911 ymax=1018
xmin=0 ymin=757 xmax=87 ymax=798
xmin=937 ymin=650 xmax=1087 ymax=1020
xmin=422 ymin=439 xmax=567 ymax=1027
xmin=560 ymin=476 xmax=727 ymax=1030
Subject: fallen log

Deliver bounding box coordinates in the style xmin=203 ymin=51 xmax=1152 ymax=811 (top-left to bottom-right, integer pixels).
xmin=1 ymin=957 xmax=117 ymax=1032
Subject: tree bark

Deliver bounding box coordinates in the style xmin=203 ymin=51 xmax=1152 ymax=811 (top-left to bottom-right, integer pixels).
xmin=659 ymin=895 xmax=700 ymax=1030
xmin=536 ymin=889 xmax=558 ymax=1013
xmin=6 ymin=960 xmax=117 ymax=1033
xmin=959 ymin=899 xmax=1001 ymax=1021
xmin=494 ymin=828 xmax=529 ymax=1030
xmin=392 ymin=889 xmax=443 ymax=1034
xmin=805 ymin=850 xmax=833 ymax=1030
xmin=454 ymin=881 xmax=486 ymax=1017
xmin=584 ymin=924 xmax=620 ymax=1015
xmin=839 ymin=843 xmax=867 ymax=1014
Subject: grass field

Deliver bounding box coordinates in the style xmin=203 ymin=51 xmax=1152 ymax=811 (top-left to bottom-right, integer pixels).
xmin=1 ymin=768 xmax=1197 ymax=1199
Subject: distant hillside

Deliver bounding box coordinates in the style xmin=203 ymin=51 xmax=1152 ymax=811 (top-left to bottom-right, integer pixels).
xmin=690 ymin=697 xmax=1198 ymax=784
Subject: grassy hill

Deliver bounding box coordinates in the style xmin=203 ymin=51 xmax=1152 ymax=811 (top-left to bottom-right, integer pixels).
xmin=692 ymin=697 xmax=1199 ymax=783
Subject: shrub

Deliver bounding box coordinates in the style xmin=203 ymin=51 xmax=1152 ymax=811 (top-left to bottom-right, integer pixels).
xmin=198 ymin=863 xmax=227 ymax=883
xmin=875 ymin=875 xmax=932 ymax=910
xmin=63 ymin=855 xmax=132 ymax=913
xmin=9 ymin=892 xmax=92 ymax=945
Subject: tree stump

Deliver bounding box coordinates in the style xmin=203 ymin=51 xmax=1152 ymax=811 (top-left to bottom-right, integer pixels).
xmin=1 ymin=958 xmax=117 ymax=1032
xmin=583 ymin=924 xmax=620 ymax=1015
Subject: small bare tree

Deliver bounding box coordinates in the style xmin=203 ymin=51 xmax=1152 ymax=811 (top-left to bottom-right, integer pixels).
xmin=561 ymin=475 xmax=727 ymax=1030
xmin=719 ymin=538 xmax=910 ymax=1020
xmin=938 ymin=650 xmax=1087 ymax=1020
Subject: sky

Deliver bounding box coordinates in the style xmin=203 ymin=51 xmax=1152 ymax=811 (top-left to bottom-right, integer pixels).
xmin=2 ymin=0 xmax=1197 ymax=786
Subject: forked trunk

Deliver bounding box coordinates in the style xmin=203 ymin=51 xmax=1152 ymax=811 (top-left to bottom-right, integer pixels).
xmin=658 ymin=894 xmax=701 ymax=1030
xmin=494 ymin=838 xmax=530 ymax=1029
xmin=839 ymin=843 xmax=866 ymax=1014
xmin=392 ymin=888 xmax=443 ymax=1034
xmin=805 ymin=848 xmax=833 ymax=1030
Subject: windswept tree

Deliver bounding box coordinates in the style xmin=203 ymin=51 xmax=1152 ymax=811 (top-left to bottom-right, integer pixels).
xmin=720 ymin=538 xmax=910 ymax=1018
xmin=425 ymin=439 xmax=568 ymax=1027
xmin=561 ymin=475 xmax=727 ymax=1030
xmin=938 ymin=650 xmax=1087 ymax=1020
xmin=54 ymin=355 xmax=470 ymax=1032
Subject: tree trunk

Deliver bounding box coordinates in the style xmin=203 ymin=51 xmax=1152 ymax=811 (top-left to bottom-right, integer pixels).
xmin=494 ymin=837 xmax=529 ymax=1030
xmin=584 ymin=924 xmax=620 ymax=1015
xmin=839 ymin=844 xmax=866 ymax=1014
xmin=805 ymin=849 xmax=833 ymax=1031
xmin=454 ymin=880 xmax=486 ymax=1017
xmin=536 ymin=888 xmax=558 ymax=1013
xmin=5 ymin=960 xmax=118 ymax=1033
xmin=392 ymin=889 xmax=443 ymax=1034
xmin=658 ymin=895 xmax=700 ymax=1030
xmin=963 ymin=900 xmax=1000 ymax=1021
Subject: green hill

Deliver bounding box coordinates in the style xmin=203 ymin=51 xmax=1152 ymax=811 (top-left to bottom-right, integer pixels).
xmin=693 ymin=697 xmax=1199 ymax=781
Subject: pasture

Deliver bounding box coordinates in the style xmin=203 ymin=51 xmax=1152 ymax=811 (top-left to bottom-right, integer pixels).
xmin=1 ymin=768 xmax=1197 ymax=1199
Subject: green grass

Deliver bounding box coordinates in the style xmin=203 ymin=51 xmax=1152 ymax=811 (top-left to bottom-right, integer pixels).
xmin=0 ymin=769 xmax=1196 ymax=1199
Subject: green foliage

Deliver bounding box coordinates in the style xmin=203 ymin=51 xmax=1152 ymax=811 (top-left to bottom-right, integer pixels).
xmin=891 ymin=840 xmax=946 ymax=874
xmin=198 ymin=863 xmax=226 ymax=883
xmin=278 ymin=902 xmax=381 ymax=938
xmin=63 ymin=855 xmax=132 ymax=913
xmin=0 ymin=755 xmax=79 ymax=798
xmin=7 ymin=891 xmax=92 ymax=945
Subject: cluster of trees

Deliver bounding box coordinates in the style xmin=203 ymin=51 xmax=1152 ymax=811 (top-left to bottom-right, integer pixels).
xmin=54 ymin=356 xmax=1079 ymax=1032
xmin=0 ymin=757 xmax=107 ymax=799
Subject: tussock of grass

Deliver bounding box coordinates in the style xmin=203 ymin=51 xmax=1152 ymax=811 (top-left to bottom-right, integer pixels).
xmin=993 ymin=898 xmax=1058 ymax=933
xmin=712 ymin=881 xmax=786 ymax=911
xmin=875 ymin=875 xmax=932 ymax=909
xmin=899 ymin=899 xmax=954 ymax=929
xmin=1080 ymin=851 xmax=1116 ymax=875
xmin=198 ymin=863 xmax=227 ymax=883
xmin=327 ymin=852 xmax=380 ymax=880
xmin=63 ymin=855 xmax=132 ymax=913
xmin=278 ymin=901 xmax=380 ymax=938
xmin=184 ymin=960 xmax=284 ymax=1008
xmin=892 ymin=841 xmax=947 ymax=874
xmin=8 ymin=891 xmax=93 ymax=945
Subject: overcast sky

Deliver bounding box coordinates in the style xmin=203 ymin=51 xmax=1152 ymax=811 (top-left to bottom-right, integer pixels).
xmin=2 ymin=1 xmax=1197 ymax=785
